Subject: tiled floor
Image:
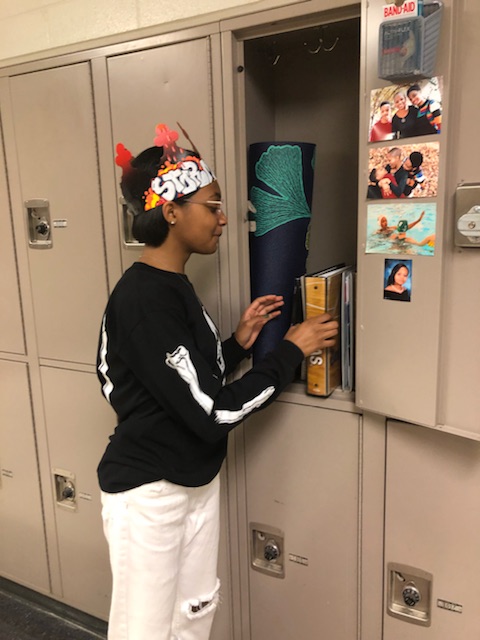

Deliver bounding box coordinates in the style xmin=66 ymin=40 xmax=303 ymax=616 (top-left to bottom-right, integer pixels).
xmin=0 ymin=580 xmax=107 ymax=640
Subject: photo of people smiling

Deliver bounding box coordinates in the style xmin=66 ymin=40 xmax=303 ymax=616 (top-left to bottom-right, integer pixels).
xmin=368 ymin=76 xmax=443 ymax=142
xmin=366 ymin=202 xmax=436 ymax=256
xmin=367 ymin=142 xmax=439 ymax=200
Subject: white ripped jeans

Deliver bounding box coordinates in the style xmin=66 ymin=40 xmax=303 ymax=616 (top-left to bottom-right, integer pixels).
xmin=101 ymin=474 xmax=220 ymax=640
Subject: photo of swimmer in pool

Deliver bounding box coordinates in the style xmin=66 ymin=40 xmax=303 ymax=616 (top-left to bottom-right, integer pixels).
xmin=365 ymin=202 xmax=437 ymax=256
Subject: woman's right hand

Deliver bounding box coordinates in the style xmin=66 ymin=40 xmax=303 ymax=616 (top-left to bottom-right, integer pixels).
xmin=284 ymin=314 xmax=339 ymax=357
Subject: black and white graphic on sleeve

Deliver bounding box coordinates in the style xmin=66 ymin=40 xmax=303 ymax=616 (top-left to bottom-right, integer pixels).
xmin=214 ymin=386 xmax=276 ymax=425
xmin=165 ymin=345 xmax=214 ymax=414
xmin=98 ymin=315 xmax=114 ymax=403
xmin=165 ymin=344 xmax=276 ymax=427
xmin=202 ymin=307 xmax=226 ymax=376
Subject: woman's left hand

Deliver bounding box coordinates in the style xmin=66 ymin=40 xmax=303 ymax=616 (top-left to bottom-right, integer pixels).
xmin=234 ymin=295 xmax=284 ymax=350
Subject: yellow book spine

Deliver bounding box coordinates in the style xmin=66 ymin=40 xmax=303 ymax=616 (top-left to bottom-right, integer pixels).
xmin=305 ymin=274 xmax=343 ymax=396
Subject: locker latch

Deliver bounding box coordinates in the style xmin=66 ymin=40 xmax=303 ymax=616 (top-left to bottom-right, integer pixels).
xmin=26 ymin=199 xmax=52 ymax=249
xmin=250 ymin=522 xmax=285 ymax=578
xmin=53 ymin=469 xmax=77 ymax=510
xmin=387 ymin=562 xmax=432 ymax=626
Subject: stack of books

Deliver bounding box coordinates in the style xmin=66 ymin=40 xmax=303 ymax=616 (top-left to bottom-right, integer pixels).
xmin=294 ymin=264 xmax=354 ymax=397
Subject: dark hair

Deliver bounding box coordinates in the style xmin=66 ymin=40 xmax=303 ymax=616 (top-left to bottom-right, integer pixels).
xmin=121 ymin=145 xmax=191 ymax=247
xmin=380 ymin=101 xmax=391 ymax=108
xmin=407 ymin=83 xmax=421 ymax=97
xmin=409 ymin=151 xmax=423 ymax=169
xmin=387 ymin=262 xmax=409 ymax=287
xmin=369 ymin=168 xmax=378 ymax=183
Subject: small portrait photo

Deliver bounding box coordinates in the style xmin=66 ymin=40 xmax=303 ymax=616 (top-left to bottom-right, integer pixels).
xmin=367 ymin=142 xmax=439 ymax=200
xmin=366 ymin=202 xmax=436 ymax=256
xmin=368 ymin=76 xmax=443 ymax=143
xmin=384 ymin=259 xmax=412 ymax=303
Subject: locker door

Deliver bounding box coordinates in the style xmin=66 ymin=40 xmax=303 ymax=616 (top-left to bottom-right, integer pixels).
xmin=108 ymin=40 xmax=232 ymax=639
xmin=384 ymin=421 xmax=480 ymax=639
xmin=0 ymin=126 xmax=24 ymax=355
xmin=41 ymin=366 xmax=116 ymax=619
xmin=244 ymin=403 xmax=360 ymax=640
xmin=9 ymin=63 xmax=108 ymax=365
xmin=107 ymin=38 xmax=220 ymax=323
xmin=0 ymin=360 xmax=49 ymax=591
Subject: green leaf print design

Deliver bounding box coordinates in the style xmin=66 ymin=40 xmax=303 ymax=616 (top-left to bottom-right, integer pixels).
xmin=250 ymin=144 xmax=312 ymax=237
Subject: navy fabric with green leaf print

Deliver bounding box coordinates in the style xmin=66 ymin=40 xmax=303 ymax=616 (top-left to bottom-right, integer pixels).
xmin=248 ymin=141 xmax=316 ymax=361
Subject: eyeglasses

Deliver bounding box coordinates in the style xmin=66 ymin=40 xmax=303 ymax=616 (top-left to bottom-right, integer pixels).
xmin=183 ymin=199 xmax=225 ymax=215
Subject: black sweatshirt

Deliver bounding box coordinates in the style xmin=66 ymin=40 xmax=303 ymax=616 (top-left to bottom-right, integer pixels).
xmin=97 ymin=262 xmax=303 ymax=492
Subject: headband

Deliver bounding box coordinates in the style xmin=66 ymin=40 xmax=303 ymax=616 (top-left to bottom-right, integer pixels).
xmin=115 ymin=123 xmax=216 ymax=211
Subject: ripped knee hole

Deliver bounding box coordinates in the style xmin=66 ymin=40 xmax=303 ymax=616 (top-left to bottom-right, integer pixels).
xmin=185 ymin=579 xmax=221 ymax=619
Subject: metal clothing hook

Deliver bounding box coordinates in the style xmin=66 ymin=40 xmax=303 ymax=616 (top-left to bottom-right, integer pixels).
xmin=322 ymin=35 xmax=339 ymax=52
xmin=304 ymin=27 xmax=340 ymax=54
xmin=305 ymin=39 xmax=323 ymax=54
xmin=320 ymin=25 xmax=339 ymax=52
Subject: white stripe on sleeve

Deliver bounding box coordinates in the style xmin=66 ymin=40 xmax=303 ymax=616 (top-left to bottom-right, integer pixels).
xmin=215 ymin=386 xmax=275 ymax=425
xmin=98 ymin=315 xmax=114 ymax=403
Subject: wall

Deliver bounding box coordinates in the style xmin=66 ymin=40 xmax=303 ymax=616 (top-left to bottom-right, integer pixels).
xmin=0 ymin=0 xmax=306 ymax=63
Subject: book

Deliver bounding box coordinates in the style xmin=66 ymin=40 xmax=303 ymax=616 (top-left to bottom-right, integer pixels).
xmin=303 ymin=264 xmax=353 ymax=397
xmin=341 ymin=269 xmax=354 ymax=392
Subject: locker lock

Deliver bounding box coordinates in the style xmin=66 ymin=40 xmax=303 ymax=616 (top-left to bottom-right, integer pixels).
xmin=387 ymin=563 xmax=432 ymax=626
xmin=35 ymin=219 xmax=50 ymax=236
xmin=402 ymin=583 xmax=421 ymax=607
xmin=53 ymin=469 xmax=77 ymax=511
xmin=25 ymin=199 xmax=52 ymax=249
xmin=61 ymin=481 xmax=75 ymax=501
xmin=250 ymin=523 xmax=285 ymax=578
xmin=264 ymin=540 xmax=280 ymax=562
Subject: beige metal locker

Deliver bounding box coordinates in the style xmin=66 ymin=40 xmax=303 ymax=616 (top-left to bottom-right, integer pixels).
xmin=244 ymin=402 xmax=360 ymax=639
xmin=7 ymin=62 xmax=109 ymax=366
xmin=106 ymin=36 xmax=234 ymax=639
xmin=384 ymin=421 xmax=480 ymax=639
xmin=355 ymin=0 xmax=454 ymax=428
xmin=0 ymin=360 xmax=49 ymax=592
xmin=107 ymin=38 xmax=222 ymax=324
xmin=40 ymin=366 xmax=116 ymax=619
xmin=439 ymin=0 xmax=480 ymax=436
xmin=0 ymin=126 xmax=24 ymax=355
xmin=220 ymin=7 xmax=363 ymax=639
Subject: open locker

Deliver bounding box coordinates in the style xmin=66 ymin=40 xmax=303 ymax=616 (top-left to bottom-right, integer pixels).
xmin=243 ymin=16 xmax=360 ymax=277
xmin=222 ymin=4 xmax=361 ymax=394
xmin=221 ymin=5 xmax=362 ymax=639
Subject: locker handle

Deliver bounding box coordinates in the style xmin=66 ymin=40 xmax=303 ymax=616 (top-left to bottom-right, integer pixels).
xmin=26 ymin=199 xmax=52 ymax=249
xmin=120 ymin=197 xmax=144 ymax=249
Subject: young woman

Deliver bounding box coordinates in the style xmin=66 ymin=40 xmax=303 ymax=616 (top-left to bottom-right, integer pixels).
xmin=384 ymin=262 xmax=411 ymax=301
xmin=391 ymin=91 xmax=418 ymax=140
xmin=97 ymin=123 xmax=338 ymax=640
